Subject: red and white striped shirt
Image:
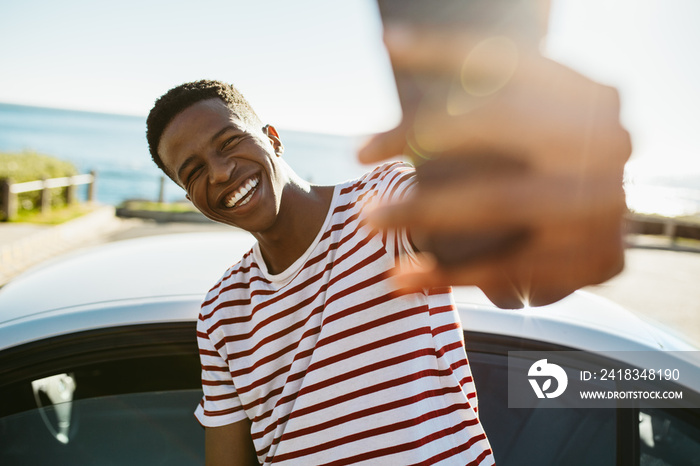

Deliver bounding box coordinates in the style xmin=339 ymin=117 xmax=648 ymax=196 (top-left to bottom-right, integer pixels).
xmin=195 ymin=162 xmax=494 ymax=465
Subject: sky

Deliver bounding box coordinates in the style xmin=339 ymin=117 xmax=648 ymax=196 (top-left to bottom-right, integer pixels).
xmin=0 ymin=0 xmax=398 ymax=134
xmin=545 ymin=0 xmax=700 ymax=177
xmin=1 ymin=0 xmax=699 ymax=176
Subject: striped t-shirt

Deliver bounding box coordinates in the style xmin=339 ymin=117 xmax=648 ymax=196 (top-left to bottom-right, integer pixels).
xmin=195 ymin=162 xmax=494 ymax=465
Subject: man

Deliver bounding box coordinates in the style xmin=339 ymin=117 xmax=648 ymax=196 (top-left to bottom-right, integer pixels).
xmin=147 ymin=80 xmax=495 ymax=464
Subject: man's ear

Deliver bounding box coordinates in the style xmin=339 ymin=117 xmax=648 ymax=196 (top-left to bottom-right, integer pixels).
xmin=263 ymin=124 xmax=284 ymax=157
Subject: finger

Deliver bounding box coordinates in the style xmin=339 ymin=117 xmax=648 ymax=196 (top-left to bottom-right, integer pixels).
xmin=406 ymin=81 xmax=627 ymax=174
xmin=480 ymin=282 xmax=573 ymax=309
xmin=393 ymin=229 xmax=625 ymax=307
xmin=371 ymin=174 xmax=626 ymax=233
xmin=396 ymin=239 xmax=622 ymax=292
xmin=499 ymin=241 xmax=624 ymax=308
xmin=382 ymin=26 xmax=631 ymax=169
xmin=357 ymin=123 xmax=410 ymax=164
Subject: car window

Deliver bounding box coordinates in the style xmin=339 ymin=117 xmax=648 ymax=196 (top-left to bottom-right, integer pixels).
xmin=0 ymin=323 xmax=205 ymax=465
xmin=466 ymin=332 xmax=700 ymax=466
xmin=639 ymin=408 xmax=700 ymax=466
xmin=469 ymin=351 xmax=617 ymax=466
xmin=465 ymin=332 xmax=622 ymax=465
xmin=0 ymin=323 xmax=201 ymax=417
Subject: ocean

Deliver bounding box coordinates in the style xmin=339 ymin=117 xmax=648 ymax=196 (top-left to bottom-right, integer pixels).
xmin=1 ymin=102 xmax=699 ymax=218
xmin=0 ymin=103 xmax=370 ymax=206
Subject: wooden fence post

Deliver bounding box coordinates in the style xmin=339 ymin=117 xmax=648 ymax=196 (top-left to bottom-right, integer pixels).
xmin=39 ymin=177 xmax=50 ymax=214
xmin=1 ymin=178 xmax=17 ymax=221
xmin=88 ymin=171 xmax=97 ymax=202
xmin=66 ymin=176 xmax=76 ymax=205
xmin=158 ymin=175 xmax=166 ymax=203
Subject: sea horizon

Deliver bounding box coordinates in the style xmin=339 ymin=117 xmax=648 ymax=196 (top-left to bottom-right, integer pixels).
xmin=0 ymin=102 xmax=371 ymax=206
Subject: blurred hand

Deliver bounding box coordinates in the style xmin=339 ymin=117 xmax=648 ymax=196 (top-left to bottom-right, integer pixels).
xmin=359 ymin=26 xmax=631 ymax=308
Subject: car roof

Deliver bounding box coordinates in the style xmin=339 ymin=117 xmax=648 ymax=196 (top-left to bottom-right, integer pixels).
xmin=0 ymin=232 xmax=696 ymax=354
xmin=0 ymin=231 xmax=256 ymax=350
xmin=0 ymin=231 xmax=255 ymax=320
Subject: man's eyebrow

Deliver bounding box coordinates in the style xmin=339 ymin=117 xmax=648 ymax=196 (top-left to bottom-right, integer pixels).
xmin=213 ymin=125 xmax=248 ymax=147
xmin=210 ymin=125 xmax=234 ymax=143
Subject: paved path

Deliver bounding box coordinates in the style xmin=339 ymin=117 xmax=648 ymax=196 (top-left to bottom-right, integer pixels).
xmin=0 ymin=207 xmax=123 ymax=285
xmin=2 ymin=213 xmax=699 ymax=347
xmin=584 ymin=246 xmax=700 ymax=347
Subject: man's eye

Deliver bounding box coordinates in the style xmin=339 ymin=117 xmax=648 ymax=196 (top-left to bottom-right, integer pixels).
xmin=186 ymin=165 xmax=203 ymax=184
xmin=222 ymin=135 xmax=244 ymax=150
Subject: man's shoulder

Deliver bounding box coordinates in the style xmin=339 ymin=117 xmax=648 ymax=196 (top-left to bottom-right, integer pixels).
xmin=338 ymin=161 xmax=415 ymax=198
xmin=200 ymin=247 xmax=259 ymax=308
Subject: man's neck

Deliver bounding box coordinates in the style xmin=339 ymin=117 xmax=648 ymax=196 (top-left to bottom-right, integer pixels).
xmin=253 ymin=182 xmax=334 ymax=275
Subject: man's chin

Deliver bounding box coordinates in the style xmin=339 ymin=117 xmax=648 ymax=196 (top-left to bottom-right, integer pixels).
xmin=204 ymin=213 xmax=271 ymax=234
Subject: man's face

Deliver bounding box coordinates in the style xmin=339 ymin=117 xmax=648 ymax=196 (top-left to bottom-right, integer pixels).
xmin=158 ymin=98 xmax=285 ymax=231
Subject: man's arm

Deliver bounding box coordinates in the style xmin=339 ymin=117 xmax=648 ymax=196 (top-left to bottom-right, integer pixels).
xmin=205 ymin=419 xmax=259 ymax=466
xmin=361 ymin=24 xmax=630 ymax=308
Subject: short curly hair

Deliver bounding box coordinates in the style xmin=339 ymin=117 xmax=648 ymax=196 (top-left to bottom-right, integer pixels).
xmin=146 ymin=79 xmax=263 ymax=179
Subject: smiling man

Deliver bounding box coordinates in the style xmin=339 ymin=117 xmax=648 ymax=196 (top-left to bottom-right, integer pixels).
xmin=151 ymin=89 xmax=334 ymax=275
xmin=146 ymin=80 xmax=494 ymax=465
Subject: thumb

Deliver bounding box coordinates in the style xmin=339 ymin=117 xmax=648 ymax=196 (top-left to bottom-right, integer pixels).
xmin=357 ymin=124 xmax=408 ymax=164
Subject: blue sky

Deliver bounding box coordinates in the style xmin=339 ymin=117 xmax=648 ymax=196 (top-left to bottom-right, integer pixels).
xmin=1 ymin=0 xmax=698 ymax=175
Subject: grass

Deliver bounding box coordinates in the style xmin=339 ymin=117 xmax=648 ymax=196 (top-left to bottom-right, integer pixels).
xmin=1 ymin=151 xmax=96 ymax=225
xmin=6 ymin=200 xmax=198 ymax=225
xmin=11 ymin=203 xmax=99 ymax=225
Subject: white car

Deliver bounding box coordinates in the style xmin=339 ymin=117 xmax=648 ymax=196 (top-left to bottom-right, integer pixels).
xmin=0 ymin=232 xmax=698 ymax=465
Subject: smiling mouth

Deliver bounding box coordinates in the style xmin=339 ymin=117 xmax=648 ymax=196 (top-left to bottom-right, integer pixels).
xmin=224 ymin=176 xmax=260 ymax=209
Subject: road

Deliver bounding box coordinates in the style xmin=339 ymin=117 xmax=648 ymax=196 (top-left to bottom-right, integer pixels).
xmin=583 ymin=246 xmax=700 ymax=347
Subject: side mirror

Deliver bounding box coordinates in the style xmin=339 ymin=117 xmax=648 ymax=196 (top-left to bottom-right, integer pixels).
xmin=31 ymin=373 xmax=77 ymax=444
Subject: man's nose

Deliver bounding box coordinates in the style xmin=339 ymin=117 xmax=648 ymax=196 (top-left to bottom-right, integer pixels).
xmin=208 ymin=155 xmax=234 ymax=185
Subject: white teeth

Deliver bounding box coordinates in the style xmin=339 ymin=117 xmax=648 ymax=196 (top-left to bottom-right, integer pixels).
xmin=238 ymin=192 xmax=254 ymax=206
xmin=225 ymin=177 xmax=259 ymax=208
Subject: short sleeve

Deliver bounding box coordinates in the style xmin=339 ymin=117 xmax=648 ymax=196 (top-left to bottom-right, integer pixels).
xmin=371 ymin=162 xmax=420 ymax=267
xmin=193 ymin=320 xmax=248 ymax=427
